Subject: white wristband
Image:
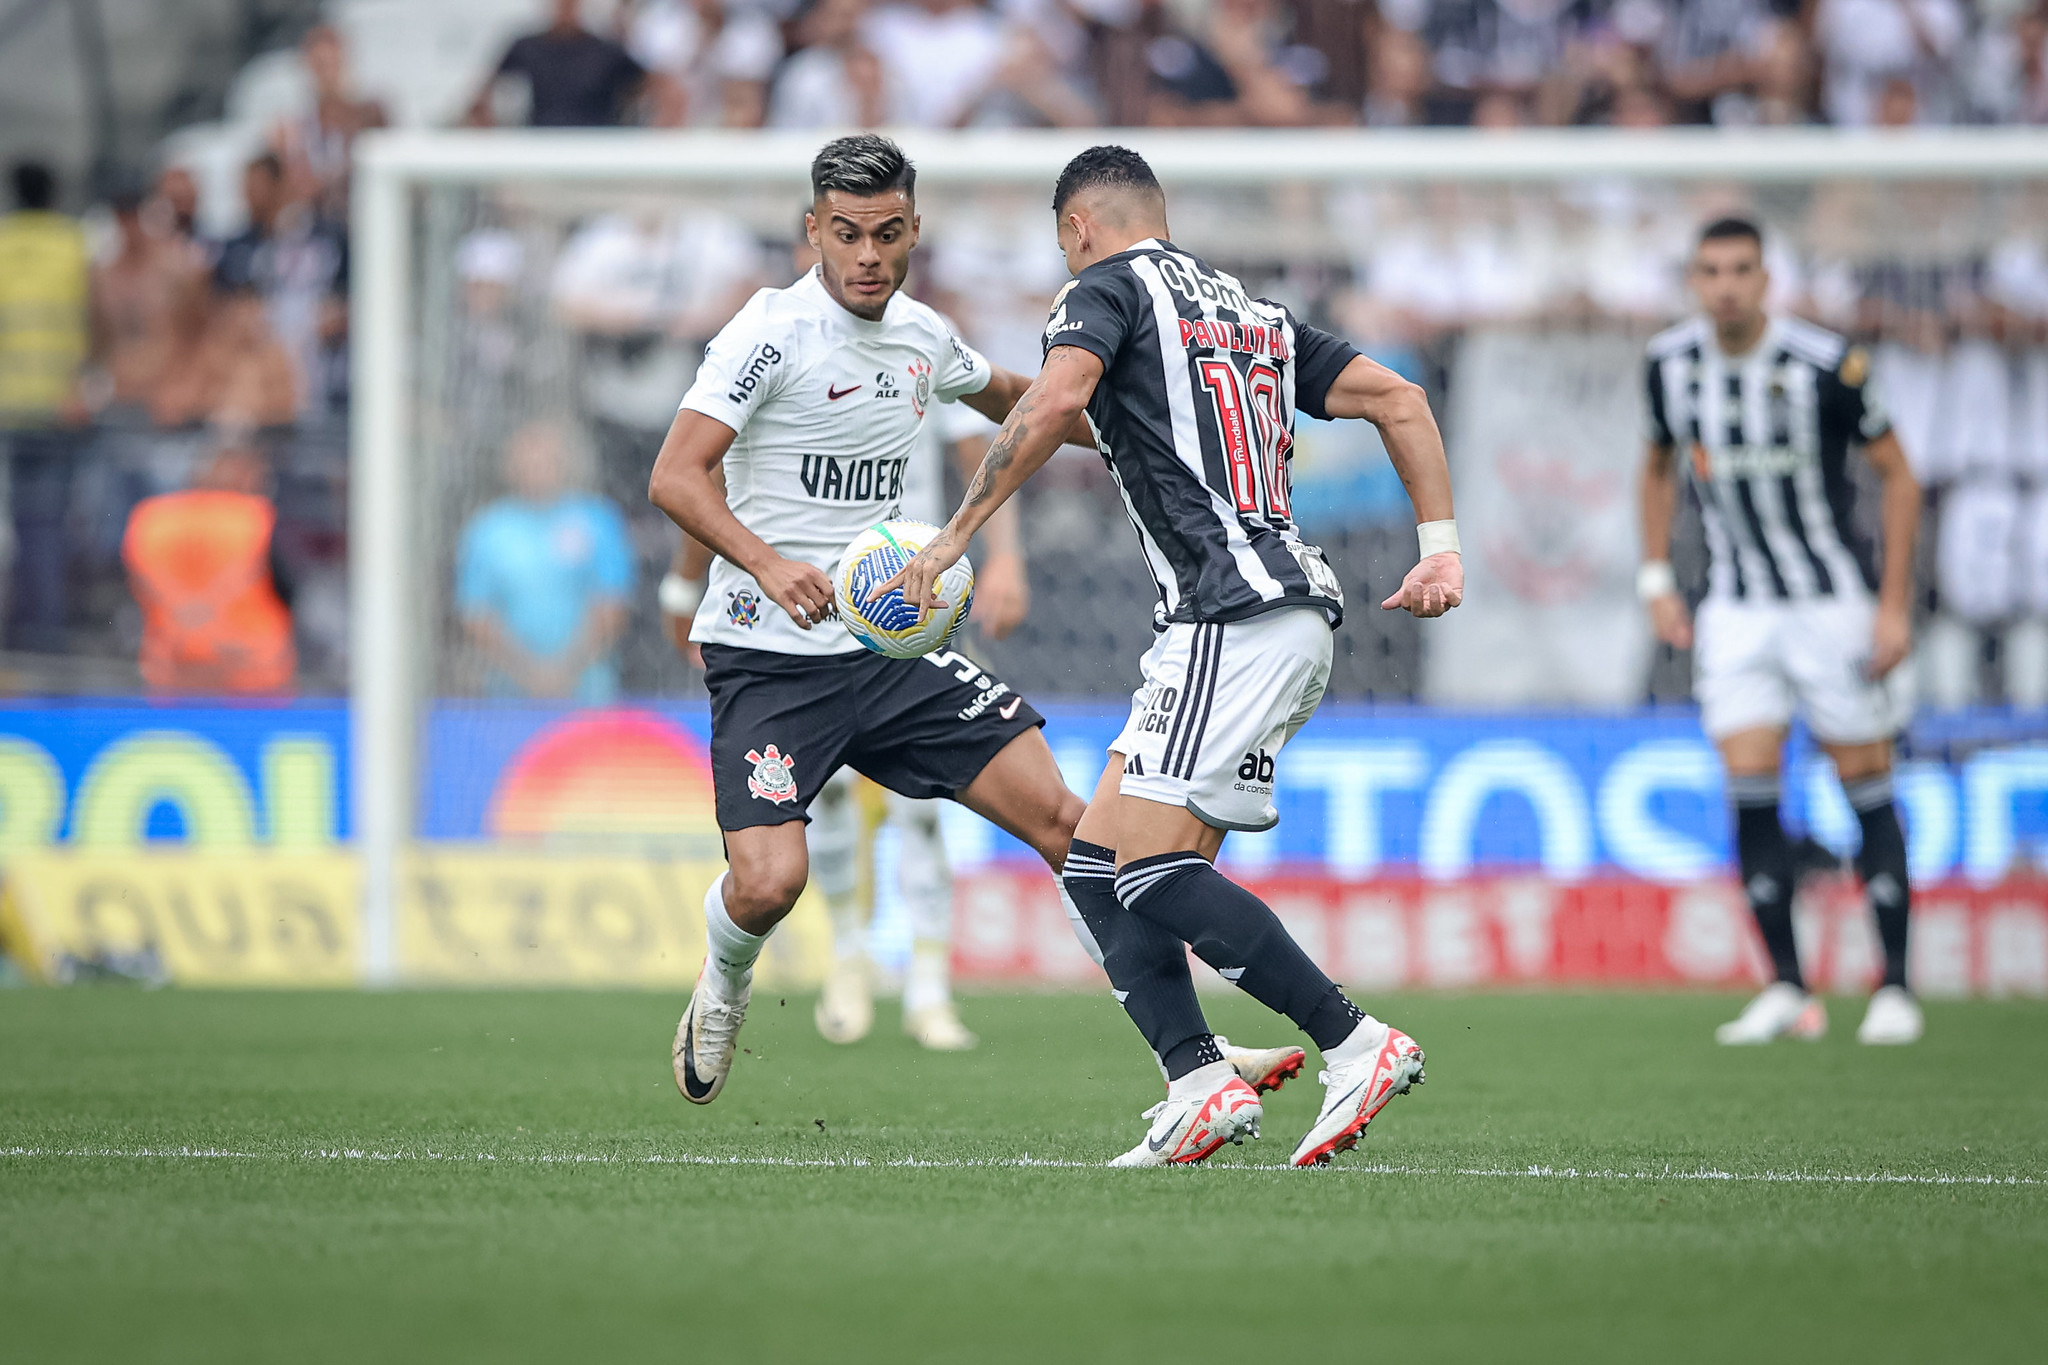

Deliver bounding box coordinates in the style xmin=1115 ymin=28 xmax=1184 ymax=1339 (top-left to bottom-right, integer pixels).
xmin=658 ymin=571 xmax=705 ymax=617
xmin=1417 ymin=520 xmax=1460 ymax=558
xmin=1636 ymin=560 xmax=1677 ymax=602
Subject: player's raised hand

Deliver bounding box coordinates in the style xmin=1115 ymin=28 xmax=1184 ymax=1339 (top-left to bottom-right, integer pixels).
xmin=757 ymin=555 xmax=837 ymax=630
xmin=1381 ymin=551 xmax=1464 ymax=618
xmin=874 ymin=530 xmax=963 ymax=623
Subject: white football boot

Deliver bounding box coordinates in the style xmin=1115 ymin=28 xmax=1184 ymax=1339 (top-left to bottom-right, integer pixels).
xmin=1215 ymin=1035 xmax=1307 ymax=1095
xmin=904 ymin=1000 xmax=978 ymax=1051
xmin=814 ymin=956 xmax=873 ymax=1045
xmin=1856 ymin=986 xmax=1924 ymax=1045
xmin=1108 ymin=1068 xmax=1264 ymax=1168
xmin=673 ymin=964 xmax=751 ymax=1104
xmin=1289 ymin=1020 xmax=1426 ymax=1168
xmin=1715 ymin=982 xmax=1827 ymax=1045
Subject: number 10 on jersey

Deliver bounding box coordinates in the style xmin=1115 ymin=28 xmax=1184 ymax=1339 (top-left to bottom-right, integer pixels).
xmin=1196 ymin=358 xmax=1292 ymax=520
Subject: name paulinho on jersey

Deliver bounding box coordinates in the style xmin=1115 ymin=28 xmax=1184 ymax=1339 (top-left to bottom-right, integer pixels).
xmin=1044 ymin=239 xmax=1359 ymax=630
xmin=1645 ymin=313 xmax=1891 ymax=605
xmin=678 ymin=266 xmax=992 ymax=655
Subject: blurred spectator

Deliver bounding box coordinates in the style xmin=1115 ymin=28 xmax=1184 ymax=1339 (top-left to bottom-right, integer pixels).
xmin=91 ymin=185 xmax=209 ymax=416
xmin=469 ymin=0 xmax=673 ymax=128
xmin=864 ymin=0 xmax=1005 ymax=124
xmin=1812 ymin=0 xmax=1966 ymax=127
xmin=150 ymin=286 xmax=299 ymax=431
xmin=1363 ymin=23 xmax=1433 ymax=124
xmin=550 ymin=207 xmax=764 ymax=504
xmin=628 ymin=0 xmax=787 ymax=127
xmin=448 ymin=228 xmax=529 ymax=453
xmin=456 ymin=418 xmax=632 ymax=704
xmin=122 ymin=442 xmax=295 ymax=695
xmin=0 ymin=161 xmax=91 ymax=652
xmin=150 ymin=167 xmax=204 ymax=244
xmin=1138 ymin=0 xmax=1343 ymax=125
xmin=770 ymin=0 xmax=893 ymax=127
xmin=273 ymin=24 xmax=388 ymax=224
xmin=214 ymin=153 xmax=347 ymax=418
xmin=1655 ymin=0 xmax=1787 ymax=124
xmin=1399 ymin=0 xmax=1590 ymax=124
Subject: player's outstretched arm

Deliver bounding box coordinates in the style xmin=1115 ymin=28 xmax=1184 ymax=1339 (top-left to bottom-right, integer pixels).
xmin=1321 ymin=355 xmax=1463 ymax=618
xmin=647 ymin=409 xmax=837 ymax=629
xmin=881 ymin=345 xmax=1104 ymax=618
xmin=1638 ymin=439 xmax=1693 ymax=650
xmin=949 ymin=433 xmax=1030 ymax=639
xmin=1863 ymin=429 xmax=1920 ymax=679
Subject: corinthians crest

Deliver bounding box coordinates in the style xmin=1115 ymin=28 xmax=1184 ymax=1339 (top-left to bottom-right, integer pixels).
xmin=908 ymin=358 xmax=933 ymax=417
xmin=745 ymin=745 xmax=798 ymax=804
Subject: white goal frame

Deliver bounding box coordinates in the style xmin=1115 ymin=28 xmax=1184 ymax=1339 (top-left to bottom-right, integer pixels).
xmin=350 ymin=126 xmax=2048 ymax=982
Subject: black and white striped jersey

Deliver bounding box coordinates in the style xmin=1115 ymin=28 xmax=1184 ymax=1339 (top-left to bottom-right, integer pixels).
xmin=1045 ymin=238 xmax=1359 ymax=629
xmin=1645 ymin=314 xmax=1892 ymax=604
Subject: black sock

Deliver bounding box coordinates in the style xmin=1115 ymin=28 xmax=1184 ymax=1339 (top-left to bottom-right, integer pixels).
xmin=1061 ymin=839 xmax=1219 ymax=1080
xmin=1115 ymin=851 xmax=1364 ymax=1053
xmin=1730 ymin=775 xmax=1804 ymax=990
xmin=1845 ymin=774 xmax=1911 ymax=990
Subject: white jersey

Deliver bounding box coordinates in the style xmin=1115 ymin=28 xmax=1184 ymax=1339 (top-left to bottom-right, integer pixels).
xmin=680 ymin=267 xmax=992 ymax=655
xmin=904 ymin=392 xmax=998 ymax=526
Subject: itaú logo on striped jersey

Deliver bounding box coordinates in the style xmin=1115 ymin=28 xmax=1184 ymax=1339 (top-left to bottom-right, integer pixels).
xmin=1691 ymin=443 xmax=1811 ymax=480
xmin=1178 ymin=318 xmax=1291 ymax=362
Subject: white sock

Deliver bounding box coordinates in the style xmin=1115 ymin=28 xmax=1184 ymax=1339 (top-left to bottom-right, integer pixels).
xmin=1167 ymin=1058 xmax=1237 ymax=1101
xmin=826 ymin=899 xmax=867 ymax=966
xmin=1323 ymin=1014 xmax=1388 ymax=1067
xmin=903 ymin=942 xmax=951 ymax=1014
xmin=702 ymin=875 xmax=767 ymax=994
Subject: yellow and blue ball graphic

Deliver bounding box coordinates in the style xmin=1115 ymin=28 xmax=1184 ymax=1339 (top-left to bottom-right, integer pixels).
xmin=834 ymin=519 xmax=975 ymax=659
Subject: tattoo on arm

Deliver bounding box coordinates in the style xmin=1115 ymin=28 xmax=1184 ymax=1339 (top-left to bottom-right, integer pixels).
xmin=968 ymin=422 xmax=1024 ymax=508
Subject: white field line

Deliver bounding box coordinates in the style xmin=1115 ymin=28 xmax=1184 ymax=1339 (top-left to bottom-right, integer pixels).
xmin=0 ymin=1146 xmax=2040 ymax=1187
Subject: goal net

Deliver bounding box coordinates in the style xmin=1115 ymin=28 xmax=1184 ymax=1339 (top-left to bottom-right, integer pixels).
xmin=350 ymin=129 xmax=2048 ymax=980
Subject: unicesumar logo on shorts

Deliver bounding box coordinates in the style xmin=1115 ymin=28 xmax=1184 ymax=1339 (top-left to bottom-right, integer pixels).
xmin=746 ymin=745 xmax=798 ymax=804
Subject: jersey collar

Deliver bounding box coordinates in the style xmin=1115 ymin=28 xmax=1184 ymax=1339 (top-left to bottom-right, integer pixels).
xmin=1707 ymin=312 xmax=1781 ymax=364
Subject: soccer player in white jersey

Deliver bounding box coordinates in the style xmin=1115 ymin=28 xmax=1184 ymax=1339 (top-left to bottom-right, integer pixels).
xmin=1639 ymin=217 xmax=1925 ymax=1047
xmin=886 ymin=147 xmax=1464 ymax=1167
xmin=646 ymin=134 xmax=1102 ymax=1103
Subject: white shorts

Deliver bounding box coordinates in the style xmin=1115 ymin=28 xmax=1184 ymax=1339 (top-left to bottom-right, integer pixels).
xmin=1694 ymin=593 xmax=1913 ymax=744
xmin=1110 ymin=607 xmax=1333 ymax=832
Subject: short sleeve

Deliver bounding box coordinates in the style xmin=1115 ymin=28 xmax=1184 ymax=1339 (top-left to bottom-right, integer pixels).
xmin=496 ymin=37 xmax=532 ymax=78
xmin=678 ymin=295 xmax=789 ymax=433
xmin=933 ymin=326 xmax=991 ymax=402
xmin=1286 ymin=314 xmax=1361 ymax=422
xmin=1644 ymin=355 xmax=1674 ymax=448
xmin=1822 ymin=344 xmax=1891 ymax=445
xmin=588 ymin=502 xmax=634 ymax=597
xmin=454 ymin=513 xmax=497 ymax=617
xmin=937 ymin=395 xmax=997 ymax=441
xmin=1043 ymin=269 xmax=1136 ymax=368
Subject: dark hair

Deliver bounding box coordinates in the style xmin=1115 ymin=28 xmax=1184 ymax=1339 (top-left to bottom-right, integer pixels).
xmin=11 ymin=161 xmax=56 ymax=211
xmin=1700 ymin=216 xmax=1763 ymax=249
xmin=810 ymin=134 xmax=915 ymax=202
xmin=1053 ymin=145 xmax=1162 ymax=217
xmin=247 ymin=152 xmax=285 ymax=180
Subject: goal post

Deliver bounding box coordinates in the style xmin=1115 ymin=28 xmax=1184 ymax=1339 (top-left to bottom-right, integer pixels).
xmin=349 ymin=126 xmax=2048 ymax=984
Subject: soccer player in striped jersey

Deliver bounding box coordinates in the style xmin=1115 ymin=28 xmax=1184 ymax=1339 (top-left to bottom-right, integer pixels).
xmin=884 ymin=146 xmax=1462 ymax=1167
xmin=1640 ymin=217 xmax=1925 ymax=1046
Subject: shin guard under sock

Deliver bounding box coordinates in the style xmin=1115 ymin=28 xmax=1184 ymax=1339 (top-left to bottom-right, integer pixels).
xmin=1061 ymin=839 xmax=1218 ymax=1079
xmin=1730 ymin=774 xmax=1804 ymax=989
xmin=1845 ymin=773 xmax=1911 ymax=990
xmin=1115 ymin=852 xmax=1364 ymax=1052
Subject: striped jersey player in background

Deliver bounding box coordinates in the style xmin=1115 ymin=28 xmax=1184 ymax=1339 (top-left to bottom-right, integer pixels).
xmin=885 ymin=146 xmax=1464 ymax=1167
xmin=1639 ymin=216 xmax=1925 ymax=1047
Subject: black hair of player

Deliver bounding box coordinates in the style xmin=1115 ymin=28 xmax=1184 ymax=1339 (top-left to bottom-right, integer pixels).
xmin=1052 ymin=146 xmax=1162 ymax=218
xmin=810 ymin=134 xmax=915 ymax=203
xmin=1699 ymin=216 xmax=1763 ymax=250
xmin=11 ymin=161 xmax=56 ymax=211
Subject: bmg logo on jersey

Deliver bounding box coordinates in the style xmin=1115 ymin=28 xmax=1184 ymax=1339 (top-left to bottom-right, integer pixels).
xmin=800 ymin=454 xmax=908 ymax=502
xmin=726 ymin=343 xmax=782 ymax=406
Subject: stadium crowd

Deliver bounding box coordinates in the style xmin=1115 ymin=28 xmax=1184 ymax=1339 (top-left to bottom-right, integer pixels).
xmin=460 ymin=0 xmax=2048 ymax=132
xmin=1 ymin=10 xmax=2045 ymax=706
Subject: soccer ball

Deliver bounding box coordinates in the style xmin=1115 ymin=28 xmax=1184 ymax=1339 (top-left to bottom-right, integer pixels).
xmin=834 ymin=519 xmax=974 ymax=659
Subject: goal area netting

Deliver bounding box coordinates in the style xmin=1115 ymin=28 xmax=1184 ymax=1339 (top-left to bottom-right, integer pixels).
xmin=349 ymin=128 xmax=2048 ymax=979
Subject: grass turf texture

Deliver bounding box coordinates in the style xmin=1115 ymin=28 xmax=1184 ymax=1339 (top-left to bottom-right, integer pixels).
xmin=2 ymin=989 xmax=2044 ymax=1363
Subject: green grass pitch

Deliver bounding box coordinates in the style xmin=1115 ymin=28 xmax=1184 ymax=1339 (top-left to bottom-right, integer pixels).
xmin=2 ymin=986 xmax=2044 ymax=1363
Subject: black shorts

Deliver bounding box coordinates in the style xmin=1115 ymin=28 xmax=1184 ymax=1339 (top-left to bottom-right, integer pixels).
xmin=701 ymin=643 xmax=1046 ymax=831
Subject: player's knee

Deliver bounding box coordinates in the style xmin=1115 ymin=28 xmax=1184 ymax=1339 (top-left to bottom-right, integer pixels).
xmin=725 ymin=853 xmax=808 ymax=923
xmin=1028 ymin=790 xmax=1087 ymax=870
